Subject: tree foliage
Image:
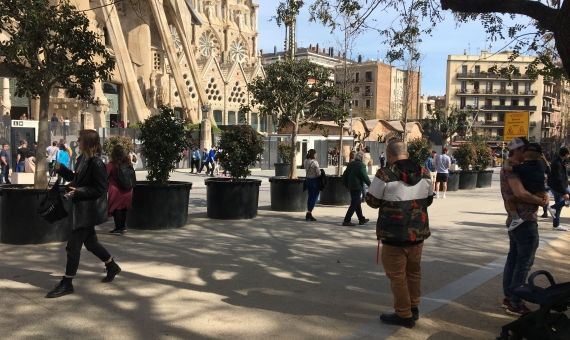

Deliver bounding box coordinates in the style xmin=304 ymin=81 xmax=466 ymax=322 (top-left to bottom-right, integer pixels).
xmin=139 ymin=107 xmax=187 ymax=185
xmin=407 ymin=138 xmax=432 ymax=168
xmin=0 ymin=0 xmax=115 ymax=188
xmin=453 ymin=142 xmax=477 ymax=171
xmin=421 ymin=107 xmax=469 ymax=145
xmin=217 ymin=125 xmax=264 ymax=180
xmin=305 ymin=0 xmax=570 ymax=79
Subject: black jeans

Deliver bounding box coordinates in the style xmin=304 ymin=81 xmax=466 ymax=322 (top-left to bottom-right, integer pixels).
xmin=65 ymin=227 xmax=111 ymax=277
xmin=344 ymin=189 xmax=365 ymax=222
xmin=2 ymin=165 xmax=9 ymax=184
xmin=113 ymin=209 xmax=127 ymax=230
xmin=502 ymin=221 xmax=539 ymax=307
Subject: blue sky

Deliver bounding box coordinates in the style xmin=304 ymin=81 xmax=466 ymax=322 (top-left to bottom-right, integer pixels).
xmin=257 ymin=1 xmax=520 ymax=96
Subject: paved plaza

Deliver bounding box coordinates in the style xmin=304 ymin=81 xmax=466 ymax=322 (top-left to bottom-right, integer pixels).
xmin=1 ymin=169 xmax=569 ymax=339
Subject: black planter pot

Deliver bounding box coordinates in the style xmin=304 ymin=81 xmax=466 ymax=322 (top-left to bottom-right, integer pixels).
xmin=0 ymin=186 xmax=73 ymax=245
xmin=269 ymin=177 xmax=308 ymax=212
xmin=477 ymin=170 xmax=494 ymax=188
xmin=447 ymin=171 xmax=460 ymax=191
xmin=459 ymin=171 xmax=479 ymax=190
xmin=128 ymin=181 xmax=192 ymax=229
xmin=274 ymin=163 xmax=291 ymax=177
xmin=206 ymin=178 xmax=261 ymax=219
xmin=319 ymin=175 xmax=350 ymax=206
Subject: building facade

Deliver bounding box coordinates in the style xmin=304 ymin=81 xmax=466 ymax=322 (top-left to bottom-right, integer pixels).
xmin=334 ymin=61 xmax=420 ymax=121
xmin=0 ymin=0 xmax=267 ymax=131
xmin=261 ymin=45 xmax=347 ymax=71
xmin=445 ymin=51 xmax=566 ymax=144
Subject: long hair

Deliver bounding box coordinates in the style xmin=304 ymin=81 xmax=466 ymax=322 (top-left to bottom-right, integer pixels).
xmin=306 ymin=149 xmax=316 ymax=160
xmin=79 ymin=129 xmax=101 ymax=158
xmin=110 ymin=144 xmax=129 ymax=165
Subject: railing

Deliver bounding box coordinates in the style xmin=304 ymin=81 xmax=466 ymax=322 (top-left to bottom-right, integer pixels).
xmin=471 ymin=105 xmax=537 ymax=111
xmin=456 ymin=89 xmax=537 ymax=96
xmin=456 ymin=72 xmax=531 ymax=80
xmin=543 ymin=91 xmax=556 ymax=98
xmin=542 ymin=106 xmax=554 ymax=113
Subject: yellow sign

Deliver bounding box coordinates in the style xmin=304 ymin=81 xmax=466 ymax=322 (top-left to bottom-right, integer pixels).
xmin=504 ymin=112 xmax=529 ymax=141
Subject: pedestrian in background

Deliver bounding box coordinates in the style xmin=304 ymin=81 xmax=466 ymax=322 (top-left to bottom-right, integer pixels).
xmin=191 ymin=147 xmax=201 ymax=173
xmin=107 ymin=144 xmax=133 ymax=235
xmin=47 ymin=141 xmax=58 ymax=177
xmin=425 ymin=151 xmax=437 ymax=192
xmin=15 ymin=140 xmax=29 ymax=173
xmin=0 ymin=144 xmax=11 ymax=184
xmin=342 ymin=151 xmax=370 ymax=226
xmin=366 ymin=141 xmax=433 ymax=328
xmin=380 ymin=152 xmax=386 ymax=168
xmin=435 ymin=147 xmax=451 ymax=199
xmin=547 ymin=146 xmax=570 ymax=231
xmin=304 ymin=149 xmax=320 ymax=222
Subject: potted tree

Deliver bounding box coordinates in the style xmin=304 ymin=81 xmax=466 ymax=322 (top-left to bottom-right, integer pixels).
xmin=247 ymin=59 xmax=338 ymax=212
xmin=475 ymin=141 xmax=494 ymax=188
xmin=453 ymin=142 xmax=479 ymax=190
xmin=0 ymin=0 xmax=114 ymax=244
xmin=127 ymin=107 xmax=192 ymax=229
xmin=274 ymin=142 xmax=292 ymax=177
xmin=206 ymin=125 xmax=264 ymax=219
xmin=407 ymin=138 xmax=431 ymax=168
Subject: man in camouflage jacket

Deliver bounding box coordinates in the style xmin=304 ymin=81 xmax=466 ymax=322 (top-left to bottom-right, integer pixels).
xmin=366 ymin=141 xmax=434 ymax=328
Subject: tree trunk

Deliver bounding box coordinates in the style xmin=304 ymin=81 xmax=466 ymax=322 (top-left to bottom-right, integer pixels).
xmin=34 ymin=92 xmax=50 ymax=189
xmin=288 ymin=121 xmax=299 ymax=179
xmin=554 ymin=5 xmax=570 ymax=79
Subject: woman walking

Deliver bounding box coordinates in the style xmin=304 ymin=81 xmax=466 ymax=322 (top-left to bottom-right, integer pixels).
xmin=304 ymin=149 xmax=320 ymax=221
xmin=46 ymin=130 xmax=121 ymax=299
xmin=107 ymin=144 xmax=134 ymax=235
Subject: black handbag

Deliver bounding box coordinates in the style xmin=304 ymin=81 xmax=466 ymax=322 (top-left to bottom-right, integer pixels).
xmin=37 ymin=181 xmax=68 ymax=223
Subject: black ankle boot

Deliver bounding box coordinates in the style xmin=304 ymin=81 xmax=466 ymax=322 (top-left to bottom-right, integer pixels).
xmin=102 ymin=259 xmax=121 ymax=283
xmin=46 ymin=277 xmax=74 ymax=298
xmin=305 ymin=212 xmax=317 ymax=221
xmin=380 ymin=313 xmax=415 ymax=328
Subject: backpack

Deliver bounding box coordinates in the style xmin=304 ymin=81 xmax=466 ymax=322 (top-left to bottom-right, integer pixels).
xmin=115 ymin=163 xmax=136 ymax=191
xmin=318 ymin=169 xmax=328 ymax=191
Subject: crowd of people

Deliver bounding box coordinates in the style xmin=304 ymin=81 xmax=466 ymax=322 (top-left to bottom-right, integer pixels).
xmin=185 ymin=146 xmax=220 ymax=176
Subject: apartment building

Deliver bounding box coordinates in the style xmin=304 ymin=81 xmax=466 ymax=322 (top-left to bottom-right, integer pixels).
xmin=335 ymin=61 xmax=420 ymax=121
xmin=261 ymin=45 xmax=347 ymax=71
xmin=446 ymin=51 xmax=557 ymax=143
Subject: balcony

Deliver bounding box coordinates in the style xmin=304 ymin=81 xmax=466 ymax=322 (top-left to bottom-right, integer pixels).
xmin=456 ymin=72 xmax=531 ymax=80
xmin=476 ymin=105 xmax=537 ymax=111
xmin=543 ymin=91 xmax=556 ymax=99
xmin=473 ymin=120 xmax=504 ymax=127
xmin=542 ymin=106 xmax=554 ymax=113
xmin=455 ymin=89 xmax=537 ymax=96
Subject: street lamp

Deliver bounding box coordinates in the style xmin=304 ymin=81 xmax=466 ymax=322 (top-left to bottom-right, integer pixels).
xmin=349 ymin=106 xmax=353 ymax=149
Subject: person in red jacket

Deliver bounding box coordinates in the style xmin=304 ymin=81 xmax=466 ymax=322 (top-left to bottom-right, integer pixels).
xmin=107 ymin=144 xmax=133 ymax=235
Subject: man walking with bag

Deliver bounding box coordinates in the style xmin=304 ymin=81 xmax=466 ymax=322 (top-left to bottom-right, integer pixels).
xmin=342 ymin=151 xmax=370 ymax=226
xmin=366 ymin=141 xmax=433 ymax=328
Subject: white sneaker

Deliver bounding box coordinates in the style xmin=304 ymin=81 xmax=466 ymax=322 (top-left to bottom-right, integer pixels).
xmin=508 ymin=218 xmax=524 ymax=231
xmin=553 ymin=226 xmax=569 ymax=231
xmin=436 ymin=193 xmax=440 ymax=199
xmin=443 ymin=193 xmax=447 ymax=199
xmin=548 ymin=205 xmax=557 ymax=219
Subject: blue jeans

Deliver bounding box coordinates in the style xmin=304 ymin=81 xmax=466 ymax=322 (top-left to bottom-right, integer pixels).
xmin=502 ymin=221 xmax=539 ymax=307
xmin=551 ymin=188 xmax=569 ymax=228
xmin=306 ymin=178 xmax=320 ymax=212
xmin=344 ymin=189 xmax=365 ymax=222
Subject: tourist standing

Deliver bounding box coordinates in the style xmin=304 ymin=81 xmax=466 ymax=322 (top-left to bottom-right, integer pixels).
xmin=63 ymin=116 xmax=70 ymax=137
xmin=107 ymin=144 xmax=134 ymax=235
xmin=0 ymin=144 xmax=11 ymax=184
xmin=435 ymin=147 xmax=451 ymax=198
xmin=342 ymin=152 xmax=370 ymax=226
xmin=547 ymin=147 xmax=570 ymax=231
xmin=15 ymin=140 xmax=29 ymax=173
xmin=304 ymin=149 xmax=320 ymax=222
xmin=366 ymin=141 xmax=433 ymax=328
xmin=425 ymin=151 xmax=437 ymax=192
xmin=191 ymin=148 xmax=201 ymax=173
xmin=208 ymin=147 xmax=217 ymax=176
xmin=500 ymin=138 xmax=548 ymax=316
xmin=200 ymin=148 xmax=211 ymax=174
xmin=46 ymin=129 xmax=120 ymax=299
xmin=47 ymin=141 xmax=58 ymax=177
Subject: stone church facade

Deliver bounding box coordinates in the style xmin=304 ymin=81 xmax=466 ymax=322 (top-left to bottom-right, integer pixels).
xmin=0 ymin=0 xmax=265 ymax=131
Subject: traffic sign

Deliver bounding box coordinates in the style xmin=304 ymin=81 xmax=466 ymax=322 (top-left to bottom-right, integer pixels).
xmin=503 ymin=112 xmax=529 ymax=141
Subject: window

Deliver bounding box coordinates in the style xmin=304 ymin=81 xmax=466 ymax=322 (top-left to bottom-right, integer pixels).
xmin=524 ymin=98 xmax=530 ymax=107
xmin=251 ymin=113 xmax=258 ymax=131
xmin=485 ymin=113 xmax=492 ymax=121
xmin=214 ymin=110 xmax=223 ymax=125
xmin=501 ymin=82 xmax=507 ymax=91
xmin=461 ymin=81 xmax=467 ymax=92
xmin=500 ymin=98 xmax=506 ymax=106
xmin=238 ymin=111 xmax=247 ymax=124
xmin=460 ymin=97 xmax=466 ymax=109
xmin=365 ymin=99 xmax=371 ymax=108
xmin=260 ymin=114 xmax=267 ymax=132
xmin=513 ymin=82 xmax=519 ymax=94
xmin=355 ymin=72 xmax=360 ymax=82
xmin=365 ymin=71 xmax=373 ymax=82
xmin=485 ymin=99 xmax=493 ymax=108
xmin=512 ymin=99 xmax=519 ymax=107
xmin=354 ymin=86 xmax=360 ymax=93
xmin=364 ymin=86 xmax=372 ymax=96
xmin=353 ymin=100 xmax=359 ymax=107
xmin=498 ymin=128 xmax=504 ymax=137
xmin=473 ymin=81 xmax=480 ymax=92
xmin=228 ymin=111 xmax=236 ymax=125
xmin=473 ymin=97 xmax=479 ymax=108
xmin=475 ymin=65 xmax=481 ymax=74
xmin=525 ymin=82 xmax=531 ymax=93
xmin=461 ymin=65 xmax=467 ymax=75
xmin=486 ymin=81 xmax=493 ymax=93
xmin=498 ymin=112 xmax=505 ymax=121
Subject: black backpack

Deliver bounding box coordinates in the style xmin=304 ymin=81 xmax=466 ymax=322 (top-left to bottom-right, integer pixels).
xmin=318 ymin=169 xmax=328 ymax=191
xmin=116 ymin=163 xmax=136 ymax=191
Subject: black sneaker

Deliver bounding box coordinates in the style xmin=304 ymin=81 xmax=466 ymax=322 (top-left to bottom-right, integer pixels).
xmin=342 ymin=221 xmax=356 ymax=227
xmin=380 ymin=313 xmax=415 ymax=328
xmin=359 ymin=218 xmax=370 ymax=225
xmin=305 ymin=213 xmax=317 ymax=222
xmin=102 ymin=260 xmax=121 ymax=283
xmin=411 ymin=307 xmax=419 ymax=321
xmin=46 ymin=277 xmax=74 ymax=298
xmin=504 ymin=303 xmax=531 ymax=317
xmin=110 ymin=228 xmax=127 ymax=235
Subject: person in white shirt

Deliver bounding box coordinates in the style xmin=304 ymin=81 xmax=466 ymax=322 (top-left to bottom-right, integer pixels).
xmin=435 ymin=147 xmax=452 ymax=198
xmin=46 ymin=141 xmax=59 ymax=177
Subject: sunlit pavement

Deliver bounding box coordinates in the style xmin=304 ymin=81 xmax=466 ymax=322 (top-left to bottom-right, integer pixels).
xmin=1 ymin=168 xmax=569 ymax=339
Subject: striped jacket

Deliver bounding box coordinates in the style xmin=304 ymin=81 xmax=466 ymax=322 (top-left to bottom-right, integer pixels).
xmin=365 ymin=159 xmax=433 ymax=246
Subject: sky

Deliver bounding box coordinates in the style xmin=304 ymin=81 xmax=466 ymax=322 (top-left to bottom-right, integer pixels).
xmin=256 ymin=1 xmax=524 ymax=96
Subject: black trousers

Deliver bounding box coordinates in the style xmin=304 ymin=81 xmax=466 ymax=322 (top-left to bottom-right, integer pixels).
xmin=65 ymin=227 xmax=111 ymax=277
xmin=113 ymin=209 xmax=127 ymax=230
xmin=344 ymin=189 xmax=365 ymax=222
xmin=2 ymin=165 xmax=9 ymax=184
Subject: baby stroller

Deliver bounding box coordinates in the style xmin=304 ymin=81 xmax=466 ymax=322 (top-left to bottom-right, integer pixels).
xmin=498 ymin=270 xmax=570 ymax=340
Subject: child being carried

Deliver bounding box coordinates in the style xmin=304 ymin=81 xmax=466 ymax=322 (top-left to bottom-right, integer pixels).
xmin=504 ymin=143 xmax=548 ymax=231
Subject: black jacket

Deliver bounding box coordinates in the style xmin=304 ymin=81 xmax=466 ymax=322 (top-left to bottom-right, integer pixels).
xmin=548 ymin=157 xmax=569 ymax=194
xmin=58 ymin=155 xmax=108 ymax=229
